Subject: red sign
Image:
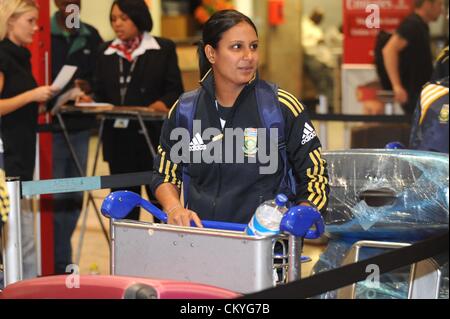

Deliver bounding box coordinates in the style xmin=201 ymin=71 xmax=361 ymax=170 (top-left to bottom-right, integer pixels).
xmin=343 ymin=0 xmax=414 ymax=64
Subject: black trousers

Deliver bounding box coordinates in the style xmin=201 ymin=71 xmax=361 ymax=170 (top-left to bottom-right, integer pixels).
xmin=105 ymin=121 xmax=163 ymax=221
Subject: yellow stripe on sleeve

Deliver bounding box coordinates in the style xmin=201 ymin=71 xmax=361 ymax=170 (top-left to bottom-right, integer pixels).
xmin=309 ymin=150 xmax=328 ymax=207
xmin=158 ymin=146 xmax=166 ymax=174
xmin=419 ymin=87 xmax=449 ymax=124
xmin=279 ymin=89 xmax=304 ymax=112
xmin=164 ymin=160 xmax=172 ymax=183
xmin=170 ymin=163 xmax=178 ymax=185
xmin=317 ymin=183 xmax=328 ymax=211
xmin=307 ymin=168 xmax=318 ymax=203
xmin=279 ymin=96 xmax=299 ymax=117
xmin=308 ymin=152 xmax=322 ymax=204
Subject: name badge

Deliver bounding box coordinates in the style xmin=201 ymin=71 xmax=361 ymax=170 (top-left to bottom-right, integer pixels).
xmin=114 ymin=118 xmax=129 ymax=129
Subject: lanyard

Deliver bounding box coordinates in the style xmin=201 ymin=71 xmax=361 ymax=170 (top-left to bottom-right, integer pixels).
xmin=119 ymin=57 xmax=138 ymax=105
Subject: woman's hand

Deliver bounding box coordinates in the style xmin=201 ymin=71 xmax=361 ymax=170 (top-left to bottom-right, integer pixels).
xmin=393 ymin=85 xmax=408 ymax=104
xmin=29 ymin=86 xmax=58 ymax=103
xmin=167 ymin=206 xmax=203 ymax=228
xmin=75 ymin=93 xmax=94 ymax=104
xmin=148 ymin=101 xmax=169 ymax=113
xmin=74 ymin=79 xmax=92 ymax=94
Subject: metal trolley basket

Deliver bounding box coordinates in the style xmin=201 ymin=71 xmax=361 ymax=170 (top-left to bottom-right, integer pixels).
xmin=111 ymin=220 xmax=302 ymax=294
xmin=104 ymin=192 xmax=322 ymax=294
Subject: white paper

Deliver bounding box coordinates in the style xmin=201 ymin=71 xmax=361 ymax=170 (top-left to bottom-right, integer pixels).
xmin=51 ymin=87 xmax=83 ymax=115
xmin=51 ymin=65 xmax=78 ymax=91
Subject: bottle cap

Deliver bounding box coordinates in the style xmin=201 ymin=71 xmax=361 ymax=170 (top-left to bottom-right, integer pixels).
xmin=275 ymin=194 xmax=288 ymax=207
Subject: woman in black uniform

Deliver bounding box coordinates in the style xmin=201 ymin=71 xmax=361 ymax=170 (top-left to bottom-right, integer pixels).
xmin=151 ymin=10 xmax=329 ymax=227
xmin=92 ymin=0 xmax=184 ymax=220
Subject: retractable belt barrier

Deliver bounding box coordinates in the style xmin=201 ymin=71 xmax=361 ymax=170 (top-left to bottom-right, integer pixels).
xmin=241 ymin=231 xmax=449 ymax=299
xmin=36 ymin=114 xmax=411 ymax=134
xmin=309 ymin=114 xmax=410 ymax=123
xmin=21 ymin=171 xmax=153 ymax=197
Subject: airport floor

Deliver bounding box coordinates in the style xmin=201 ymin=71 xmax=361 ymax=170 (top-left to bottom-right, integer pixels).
xmin=70 ymin=121 xmax=347 ymax=279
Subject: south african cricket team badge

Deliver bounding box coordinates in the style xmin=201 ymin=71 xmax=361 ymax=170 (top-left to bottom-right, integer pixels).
xmin=243 ymin=128 xmax=258 ymax=157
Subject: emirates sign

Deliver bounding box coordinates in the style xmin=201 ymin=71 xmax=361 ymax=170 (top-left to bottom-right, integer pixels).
xmin=343 ymin=0 xmax=413 ymax=64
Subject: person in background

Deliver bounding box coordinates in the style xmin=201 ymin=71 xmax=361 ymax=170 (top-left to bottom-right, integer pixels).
xmin=0 ymin=126 xmax=8 ymax=239
xmin=92 ymin=0 xmax=184 ymax=220
xmin=151 ymin=10 xmax=329 ymax=227
xmin=409 ymin=46 xmax=449 ymax=153
xmin=301 ymin=8 xmax=335 ymax=109
xmin=382 ymin=0 xmax=443 ymax=116
xmin=0 ymin=0 xmax=59 ymax=279
xmin=0 ymin=126 xmax=7 ymax=289
xmin=50 ymin=0 xmax=103 ymax=275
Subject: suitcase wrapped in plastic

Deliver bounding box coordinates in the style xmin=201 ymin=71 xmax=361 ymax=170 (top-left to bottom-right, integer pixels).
xmin=313 ymin=150 xmax=449 ymax=299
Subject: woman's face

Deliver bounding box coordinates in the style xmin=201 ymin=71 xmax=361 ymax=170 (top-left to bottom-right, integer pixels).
xmin=207 ymin=22 xmax=259 ymax=89
xmin=8 ymin=9 xmax=39 ymax=46
xmin=110 ymin=4 xmax=140 ymax=41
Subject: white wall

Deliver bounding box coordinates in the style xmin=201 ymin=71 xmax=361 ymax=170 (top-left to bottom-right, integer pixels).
xmin=234 ymin=0 xmax=254 ymax=19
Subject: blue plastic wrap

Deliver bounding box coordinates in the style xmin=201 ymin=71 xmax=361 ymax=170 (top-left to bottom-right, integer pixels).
xmin=323 ymin=150 xmax=449 ymax=241
xmin=313 ymin=150 xmax=449 ymax=299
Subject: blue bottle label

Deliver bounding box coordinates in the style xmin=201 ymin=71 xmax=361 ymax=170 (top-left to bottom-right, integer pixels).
xmin=246 ymin=214 xmax=280 ymax=237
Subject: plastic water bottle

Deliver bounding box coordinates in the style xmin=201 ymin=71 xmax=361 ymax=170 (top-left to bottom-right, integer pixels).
xmin=246 ymin=194 xmax=289 ymax=237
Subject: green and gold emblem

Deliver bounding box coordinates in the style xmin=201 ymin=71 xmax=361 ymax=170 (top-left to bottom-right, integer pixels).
xmin=439 ymin=104 xmax=449 ymax=124
xmin=243 ymin=128 xmax=258 ymax=157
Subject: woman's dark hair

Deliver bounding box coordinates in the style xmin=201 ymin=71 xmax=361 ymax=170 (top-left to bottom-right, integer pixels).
xmin=110 ymin=0 xmax=153 ymax=33
xmin=198 ymin=10 xmax=258 ymax=78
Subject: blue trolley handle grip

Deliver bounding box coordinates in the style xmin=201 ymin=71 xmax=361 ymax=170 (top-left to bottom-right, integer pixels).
xmin=280 ymin=205 xmax=326 ymax=239
xmin=140 ymin=197 xmax=247 ymax=232
xmin=305 ymin=216 xmax=325 ymax=240
xmin=191 ymin=220 xmax=247 ymax=232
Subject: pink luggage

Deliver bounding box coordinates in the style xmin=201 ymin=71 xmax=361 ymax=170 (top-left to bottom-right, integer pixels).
xmin=0 ymin=275 xmax=239 ymax=299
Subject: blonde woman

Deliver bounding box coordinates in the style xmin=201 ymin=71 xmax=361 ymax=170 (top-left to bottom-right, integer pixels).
xmin=0 ymin=0 xmax=58 ymax=177
xmin=0 ymin=0 xmax=58 ymax=280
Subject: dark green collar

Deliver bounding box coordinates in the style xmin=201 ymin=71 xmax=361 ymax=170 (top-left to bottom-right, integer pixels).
xmin=51 ymin=13 xmax=91 ymax=56
xmin=51 ymin=12 xmax=91 ymax=37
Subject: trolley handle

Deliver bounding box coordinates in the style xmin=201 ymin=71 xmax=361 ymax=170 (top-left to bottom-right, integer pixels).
xmin=101 ymin=191 xmax=325 ymax=238
xmin=101 ymin=191 xmax=247 ymax=232
xmin=280 ymin=205 xmax=325 ymax=240
xmin=148 ymin=200 xmax=247 ymax=231
xmin=139 ymin=195 xmax=248 ymax=231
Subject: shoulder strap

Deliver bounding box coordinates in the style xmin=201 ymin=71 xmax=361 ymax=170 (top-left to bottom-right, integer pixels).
xmin=255 ymin=81 xmax=285 ymax=146
xmin=255 ymin=80 xmax=297 ymax=200
xmin=176 ymin=88 xmax=201 ymax=207
xmin=176 ymin=88 xmax=201 ymax=135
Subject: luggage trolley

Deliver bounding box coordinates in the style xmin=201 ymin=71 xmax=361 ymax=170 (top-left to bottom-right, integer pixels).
xmin=102 ymin=191 xmax=324 ymax=294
